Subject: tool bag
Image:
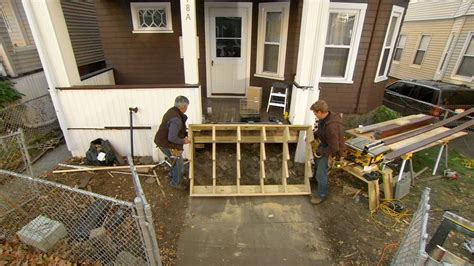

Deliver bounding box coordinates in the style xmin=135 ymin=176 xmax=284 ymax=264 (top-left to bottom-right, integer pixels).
xmin=85 ymin=138 xmax=118 ymax=166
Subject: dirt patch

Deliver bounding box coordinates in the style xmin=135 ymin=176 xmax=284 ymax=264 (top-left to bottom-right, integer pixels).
xmin=5 ymin=141 xmax=473 ymax=265
xmin=41 ymin=158 xmax=189 ymax=266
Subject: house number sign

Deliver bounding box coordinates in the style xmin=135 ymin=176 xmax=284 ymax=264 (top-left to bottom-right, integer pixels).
xmin=185 ymin=0 xmax=192 ymax=20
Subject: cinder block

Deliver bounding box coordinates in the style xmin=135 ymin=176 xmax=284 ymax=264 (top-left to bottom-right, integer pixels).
xmin=17 ymin=215 xmax=67 ymax=252
xmin=115 ymin=251 xmax=147 ymax=266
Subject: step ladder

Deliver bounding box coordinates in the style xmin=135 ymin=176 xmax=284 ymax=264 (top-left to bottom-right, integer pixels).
xmin=266 ymin=82 xmax=289 ymax=114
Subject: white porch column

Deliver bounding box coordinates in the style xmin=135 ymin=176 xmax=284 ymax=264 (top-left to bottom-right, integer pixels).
xmin=22 ymin=0 xmax=81 ymax=152
xmin=292 ymin=0 xmax=329 ymax=162
xmin=180 ymin=0 xmax=202 ymax=124
xmin=180 ymin=0 xmax=199 ymax=84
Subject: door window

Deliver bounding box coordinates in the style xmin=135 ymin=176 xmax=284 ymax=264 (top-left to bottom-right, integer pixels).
xmin=215 ymin=17 xmax=242 ymax=58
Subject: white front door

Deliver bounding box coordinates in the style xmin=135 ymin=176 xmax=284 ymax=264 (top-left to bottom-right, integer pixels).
xmin=205 ymin=4 xmax=251 ymax=96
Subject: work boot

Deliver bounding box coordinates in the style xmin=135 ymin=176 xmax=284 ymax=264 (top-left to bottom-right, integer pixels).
xmin=310 ymin=196 xmax=326 ymax=205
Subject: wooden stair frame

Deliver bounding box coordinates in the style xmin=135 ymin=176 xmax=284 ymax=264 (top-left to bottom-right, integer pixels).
xmin=188 ymin=124 xmax=313 ymax=196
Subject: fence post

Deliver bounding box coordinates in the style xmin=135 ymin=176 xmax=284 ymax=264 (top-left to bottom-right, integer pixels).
xmin=135 ymin=197 xmax=159 ymax=266
xmin=143 ymin=201 xmax=162 ymax=265
xmin=18 ymin=128 xmax=33 ymax=176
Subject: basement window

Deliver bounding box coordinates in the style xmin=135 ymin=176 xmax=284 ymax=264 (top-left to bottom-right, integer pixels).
xmin=130 ymin=2 xmax=173 ymax=33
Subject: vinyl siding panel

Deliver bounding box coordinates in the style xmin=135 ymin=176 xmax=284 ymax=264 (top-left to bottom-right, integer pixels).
xmin=389 ymin=19 xmax=455 ymax=80
xmin=61 ymin=1 xmax=105 ymax=67
xmin=404 ymin=1 xmax=462 ymax=21
xmin=12 ymin=0 xmax=33 ymax=44
xmin=443 ymin=15 xmax=474 ymax=87
xmin=0 ymin=0 xmax=26 ymax=46
xmin=11 ymin=46 xmax=42 ymax=73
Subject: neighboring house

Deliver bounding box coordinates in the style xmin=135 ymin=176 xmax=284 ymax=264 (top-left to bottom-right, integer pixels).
xmin=22 ymin=0 xmax=408 ymax=158
xmin=0 ymin=0 xmax=107 ymax=129
xmin=389 ymin=0 xmax=474 ymax=88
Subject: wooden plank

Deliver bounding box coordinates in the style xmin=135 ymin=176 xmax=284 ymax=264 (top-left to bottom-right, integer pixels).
xmin=368 ymin=181 xmax=380 ymax=211
xmin=237 ymin=126 xmax=241 ymax=194
xmin=355 ymin=114 xmax=426 ymax=133
xmin=189 ymin=129 xmax=195 ymax=194
xmin=384 ymin=120 xmax=474 ymax=161
xmin=189 ymin=124 xmax=311 ymax=131
xmin=383 ymin=108 xmax=474 ymax=145
xmin=193 ymin=135 xmax=299 ymax=143
xmin=191 ymin=184 xmax=311 ymax=196
xmin=374 ymin=116 xmax=436 ymax=139
xmin=212 ymin=126 xmax=216 ymax=194
xmin=380 ymin=167 xmax=393 ymax=200
xmin=53 ymin=164 xmax=155 ymax=174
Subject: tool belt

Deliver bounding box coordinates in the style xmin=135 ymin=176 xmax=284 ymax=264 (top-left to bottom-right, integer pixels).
xmin=170 ymin=149 xmax=183 ymax=157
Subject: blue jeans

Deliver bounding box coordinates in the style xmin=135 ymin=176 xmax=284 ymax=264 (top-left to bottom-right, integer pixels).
xmin=159 ymin=147 xmax=184 ymax=186
xmin=313 ymin=155 xmax=329 ymax=199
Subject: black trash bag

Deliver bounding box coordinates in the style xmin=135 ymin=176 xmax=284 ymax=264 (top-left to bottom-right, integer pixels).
xmin=85 ymin=138 xmax=118 ymax=166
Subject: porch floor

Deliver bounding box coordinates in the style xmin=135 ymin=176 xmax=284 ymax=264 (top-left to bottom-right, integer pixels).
xmin=202 ymin=98 xmax=288 ymax=124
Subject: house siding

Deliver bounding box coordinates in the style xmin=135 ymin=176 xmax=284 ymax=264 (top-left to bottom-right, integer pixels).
xmin=0 ymin=6 xmax=41 ymax=76
xmin=442 ymin=16 xmax=474 ymax=87
xmin=11 ymin=0 xmax=33 ymax=45
xmin=389 ymin=19 xmax=455 ymax=80
xmin=94 ymin=0 xmax=184 ymax=84
xmin=320 ymin=0 xmax=408 ymax=114
xmin=61 ymin=1 xmax=105 ymax=68
xmin=404 ymin=1 xmax=463 ymax=21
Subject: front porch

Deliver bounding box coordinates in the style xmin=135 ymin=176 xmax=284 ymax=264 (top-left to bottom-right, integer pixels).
xmin=22 ymin=0 xmax=331 ymax=158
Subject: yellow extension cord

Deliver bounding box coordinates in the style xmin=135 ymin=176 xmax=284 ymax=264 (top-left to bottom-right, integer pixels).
xmin=370 ymin=199 xmax=412 ymax=229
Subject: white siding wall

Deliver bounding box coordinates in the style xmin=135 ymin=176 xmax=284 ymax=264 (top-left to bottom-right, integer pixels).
xmin=58 ymin=86 xmax=202 ymax=157
xmin=443 ymin=15 xmax=474 ymax=87
xmin=81 ymin=69 xmax=115 ymax=86
xmin=405 ymin=1 xmax=463 ymax=21
xmin=390 ymin=20 xmax=455 ymax=80
xmin=11 ymin=71 xmax=48 ymax=101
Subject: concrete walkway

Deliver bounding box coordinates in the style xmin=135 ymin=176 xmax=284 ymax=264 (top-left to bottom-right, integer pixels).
xmin=31 ymin=143 xmax=71 ymax=176
xmin=177 ymin=196 xmax=332 ymax=265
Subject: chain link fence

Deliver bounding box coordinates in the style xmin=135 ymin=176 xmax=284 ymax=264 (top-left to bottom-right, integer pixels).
xmin=0 ymin=94 xmax=61 ymax=168
xmin=0 ymin=166 xmax=161 ymax=265
xmin=391 ymin=187 xmax=431 ymax=265
xmin=0 ymin=129 xmax=33 ymax=175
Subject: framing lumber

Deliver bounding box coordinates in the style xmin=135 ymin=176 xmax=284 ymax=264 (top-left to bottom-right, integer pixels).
xmin=374 ymin=116 xmax=436 ymax=139
xmin=189 ymin=124 xmax=312 ymax=196
xmin=52 ymin=164 xmax=155 ymax=173
xmin=383 ymin=108 xmax=474 ymax=145
xmin=384 ymin=119 xmax=474 ymax=161
xmin=355 ymin=114 xmax=426 ymax=133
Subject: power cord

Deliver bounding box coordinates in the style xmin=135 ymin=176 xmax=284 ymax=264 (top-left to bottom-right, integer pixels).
xmin=370 ymin=199 xmax=412 ymax=229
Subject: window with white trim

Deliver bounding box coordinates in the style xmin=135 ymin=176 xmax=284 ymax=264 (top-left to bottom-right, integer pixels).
xmin=412 ymin=35 xmax=430 ymax=65
xmin=438 ymin=32 xmax=455 ymax=72
xmin=0 ymin=7 xmax=11 ymax=33
xmin=375 ymin=6 xmax=404 ymax=82
xmin=255 ymin=2 xmax=290 ymax=80
xmin=130 ymin=2 xmax=173 ymax=33
xmin=393 ymin=35 xmax=406 ymax=62
xmin=455 ymin=32 xmax=474 ymax=78
xmin=321 ymin=3 xmax=367 ymax=83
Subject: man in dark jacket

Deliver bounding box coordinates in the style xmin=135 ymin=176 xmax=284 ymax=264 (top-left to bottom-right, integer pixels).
xmin=155 ymin=96 xmax=191 ymax=189
xmin=310 ymin=100 xmax=346 ymax=204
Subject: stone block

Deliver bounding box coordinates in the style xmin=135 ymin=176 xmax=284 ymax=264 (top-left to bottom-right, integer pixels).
xmin=17 ymin=215 xmax=67 ymax=252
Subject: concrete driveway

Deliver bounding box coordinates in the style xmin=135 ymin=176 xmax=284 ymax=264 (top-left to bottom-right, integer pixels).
xmin=176 ymin=196 xmax=332 ymax=265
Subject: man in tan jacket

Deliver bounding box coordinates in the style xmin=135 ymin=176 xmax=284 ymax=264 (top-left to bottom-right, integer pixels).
xmin=310 ymin=100 xmax=346 ymax=204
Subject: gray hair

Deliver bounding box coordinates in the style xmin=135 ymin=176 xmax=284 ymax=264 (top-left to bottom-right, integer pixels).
xmin=174 ymin=95 xmax=190 ymax=109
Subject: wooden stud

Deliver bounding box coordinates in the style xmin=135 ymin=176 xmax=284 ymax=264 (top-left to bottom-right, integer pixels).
xmin=212 ymin=126 xmax=216 ymax=194
xmin=260 ymin=127 xmax=266 ymax=193
xmin=188 ymin=129 xmax=195 ymax=195
xmin=282 ymin=127 xmax=290 ymax=192
xmin=236 ymin=126 xmax=241 ymax=194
